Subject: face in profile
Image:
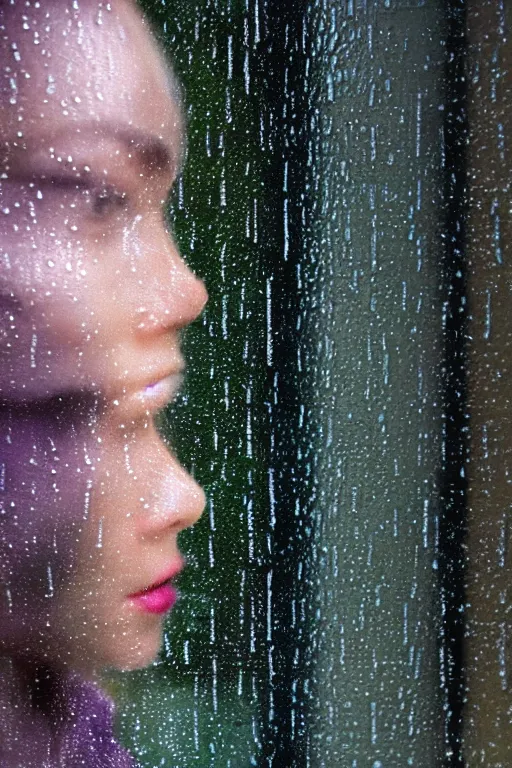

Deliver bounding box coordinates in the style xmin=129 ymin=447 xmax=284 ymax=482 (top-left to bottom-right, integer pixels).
xmin=0 ymin=0 xmax=206 ymax=673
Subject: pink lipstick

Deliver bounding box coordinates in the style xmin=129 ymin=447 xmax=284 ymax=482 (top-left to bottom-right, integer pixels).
xmin=129 ymin=582 xmax=178 ymax=615
xmin=128 ymin=561 xmax=183 ymax=615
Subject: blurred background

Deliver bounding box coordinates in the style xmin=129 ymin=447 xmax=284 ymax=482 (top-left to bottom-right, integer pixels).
xmin=109 ymin=1 xmax=512 ymax=765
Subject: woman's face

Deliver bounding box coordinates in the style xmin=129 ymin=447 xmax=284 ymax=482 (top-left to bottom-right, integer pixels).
xmin=0 ymin=0 xmax=207 ymax=671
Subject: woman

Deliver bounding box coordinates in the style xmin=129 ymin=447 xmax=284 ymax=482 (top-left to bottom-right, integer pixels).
xmin=0 ymin=0 xmax=207 ymax=764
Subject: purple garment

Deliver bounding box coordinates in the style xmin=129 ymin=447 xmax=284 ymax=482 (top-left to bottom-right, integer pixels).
xmin=0 ymin=667 xmax=137 ymax=768
xmin=60 ymin=675 xmax=137 ymax=768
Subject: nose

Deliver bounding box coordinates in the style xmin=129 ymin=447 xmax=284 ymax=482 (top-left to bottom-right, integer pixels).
xmin=136 ymin=429 xmax=206 ymax=540
xmin=133 ymin=223 xmax=208 ymax=336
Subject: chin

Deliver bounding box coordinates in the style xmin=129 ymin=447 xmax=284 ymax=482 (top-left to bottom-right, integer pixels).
xmin=108 ymin=629 xmax=163 ymax=672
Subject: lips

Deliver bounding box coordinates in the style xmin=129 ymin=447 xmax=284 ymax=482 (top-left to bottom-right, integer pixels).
xmin=110 ymin=369 xmax=185 ymax=422
xmin=128 ymin=560 xmax=184 ymax=615
xmin=139 ymin=372 xmax=184 ymax=410
xmin=129 ymin=582 xmax=178 ymax=615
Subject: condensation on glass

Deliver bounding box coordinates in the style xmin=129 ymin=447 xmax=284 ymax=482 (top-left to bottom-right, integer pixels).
xmin=114 ymin=0 xmax=512 ymax=766
xmin=0 ymin=0 xmax=509 ymax=765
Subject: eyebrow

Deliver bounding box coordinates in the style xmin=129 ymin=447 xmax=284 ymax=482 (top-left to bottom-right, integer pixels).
xmin=112 ymin=124 xmax=185 ymax=179
xmin=1 ymin=120 xmax=185 ymax=181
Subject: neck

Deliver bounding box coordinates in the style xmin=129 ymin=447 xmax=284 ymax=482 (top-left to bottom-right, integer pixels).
xmin=0 ymin=656 xmax=67 ymax=766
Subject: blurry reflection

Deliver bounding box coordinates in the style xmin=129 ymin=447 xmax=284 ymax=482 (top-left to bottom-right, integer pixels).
xmin=0 ymin=1 xmax=206 ymax=765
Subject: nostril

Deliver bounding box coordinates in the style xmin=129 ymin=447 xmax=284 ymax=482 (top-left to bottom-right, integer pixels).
xmin=137 ymin=452 xmax=206 ymax=539
xmin=133 ymin=272 xmax=207 ymax=336
xmin=134 ymin=306 xmax=162 ymax=333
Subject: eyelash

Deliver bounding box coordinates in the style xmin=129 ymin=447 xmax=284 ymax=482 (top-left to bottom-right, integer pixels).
xmin=43 ymin=176 xmax=129 ymax=220
xmin=87 ymin=186 xmax=128 ymax=217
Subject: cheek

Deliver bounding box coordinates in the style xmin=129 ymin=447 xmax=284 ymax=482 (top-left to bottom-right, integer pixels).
xmin=78 ymin=423 xmax=181 ymax=553
xmin=0 ymin=234 xmax=94 ymax=401
xmin=72 ymin=428 xmax=143 ymax=564
xmin=0 ymin=417 xmax=98 ymax=596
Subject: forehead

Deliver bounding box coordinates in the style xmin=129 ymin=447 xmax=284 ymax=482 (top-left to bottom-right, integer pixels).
xmin=0 ymin=0 xmax=182 ymax=155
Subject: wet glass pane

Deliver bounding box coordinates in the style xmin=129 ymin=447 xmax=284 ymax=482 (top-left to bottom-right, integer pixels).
xmin=1 ymin=0 xmax=511 ymax=766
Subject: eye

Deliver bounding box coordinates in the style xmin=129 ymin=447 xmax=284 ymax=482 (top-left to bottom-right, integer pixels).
xmin=31 ymin=175 xmax=129 ymax=223
xmin=88 ymin=185 xmax=127 ymax=218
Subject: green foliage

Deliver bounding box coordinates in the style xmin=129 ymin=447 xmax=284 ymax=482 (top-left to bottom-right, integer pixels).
xmin=113 ymin=3 xmax=270 ymax=764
